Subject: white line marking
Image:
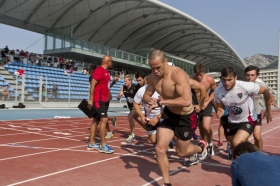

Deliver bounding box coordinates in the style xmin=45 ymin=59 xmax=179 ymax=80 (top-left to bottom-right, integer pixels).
xmin=7 ymin=148 xmax=154 ymax=186
xmin=0 ymin=133 xmax=28 ymax=137
xmin=142 ymin=124 xmax=280 ymax=186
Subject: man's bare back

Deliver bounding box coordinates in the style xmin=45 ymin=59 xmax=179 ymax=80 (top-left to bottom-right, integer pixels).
xmin=192 ymin=74 xmax=215 ymax=103
xmin=148 ymin=66 xmax=193 ymax=115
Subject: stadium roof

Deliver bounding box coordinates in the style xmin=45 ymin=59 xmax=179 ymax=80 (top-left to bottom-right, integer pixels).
xmin=0 ymin=0 xmax=246 ymax=78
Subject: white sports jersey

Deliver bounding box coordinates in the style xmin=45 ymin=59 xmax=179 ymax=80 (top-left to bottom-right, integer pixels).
xmin=134 ymin=85 xmax=161 ymax=120
xmin=214 ymin=80 xmax=260 ymax=123
xmin=251 ymin=81 xmax=266 ymax=114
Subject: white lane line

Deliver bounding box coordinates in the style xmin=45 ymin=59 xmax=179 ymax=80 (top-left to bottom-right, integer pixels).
xmin=0 ymin=133 xmax=28 ymax=137
xmin=142 ymin=124 xmax=280 ymax=186
xmin=7 ymin=147 xmax=155 ymax=186
xmin=263 ymin=145 xmax=280 ymax=149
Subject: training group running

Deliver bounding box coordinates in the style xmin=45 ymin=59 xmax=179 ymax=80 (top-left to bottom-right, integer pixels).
xmin=86 ymin=49 xmax=276 ymax=186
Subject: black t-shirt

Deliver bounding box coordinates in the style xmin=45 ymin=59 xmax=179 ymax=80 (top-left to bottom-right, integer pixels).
xmin=123 ymin=84 xmax=141 ymax=109
xmin=89 ymin=75 xmax=92 ymax=83
xmin=1 ymin=51 xmax=6 ymax=58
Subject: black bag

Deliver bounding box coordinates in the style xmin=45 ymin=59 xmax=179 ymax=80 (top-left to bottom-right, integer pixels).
xmin=78 ymin=99 xmax=96 ymax=118
xmin=0 ymin=104 xmax=5 ymax=109
xmin=18 ymin=102 xmax=25 ymax=108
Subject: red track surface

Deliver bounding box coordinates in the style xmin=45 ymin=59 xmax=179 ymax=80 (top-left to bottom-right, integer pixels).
xmin=0 ymin=111 xmax=279 ymax=186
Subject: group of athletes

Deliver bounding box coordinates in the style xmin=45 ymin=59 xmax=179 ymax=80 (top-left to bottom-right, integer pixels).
xmin=86 ymin=49 xmax=275 ymax=186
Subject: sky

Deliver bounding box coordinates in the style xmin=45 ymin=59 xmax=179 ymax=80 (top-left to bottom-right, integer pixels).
xmin=0 ymin=0 xmax=280 ymax=59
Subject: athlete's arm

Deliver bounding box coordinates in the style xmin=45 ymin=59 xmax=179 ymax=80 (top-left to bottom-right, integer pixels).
xmin=143 ymin=75 xmax=155 ymax=104
xmin=258 ymin=85 xmax=272 ymax=123
xmin=160 ymin=68 xmax=192 ymax=107
xmin=133 ymin=101 xmax=146 ymax=124
xmin=117 ymin=86 xmax=124 ymax=100
xmin=203 ymin=76 xmax=217 ymax=109
xmin=148 ymin=113 xmax=162 ymax=126
xmin=189 ymin=78 xmax=206 ymax=110
xmin=216 ymin=102 xmax=225 ymax=119
xmin=270 ymin=93 xmax=277 ymax=108
xmin=88 ymin=79 xmax=98 ymax=109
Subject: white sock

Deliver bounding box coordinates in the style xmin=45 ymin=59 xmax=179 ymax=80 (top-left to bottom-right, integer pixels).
xmin=209 ymin=142 xmax=213 ymax=146
xmin=131 ymin=134 xmax=135 ymax=137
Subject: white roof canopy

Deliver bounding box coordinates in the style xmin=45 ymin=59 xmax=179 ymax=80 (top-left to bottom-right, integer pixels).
xmin=0 ymin=0 xmax=246 ymax=78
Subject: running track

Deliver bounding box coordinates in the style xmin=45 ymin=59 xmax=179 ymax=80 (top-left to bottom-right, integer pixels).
xmin=0 ymin=111 xmax=279 ymax=186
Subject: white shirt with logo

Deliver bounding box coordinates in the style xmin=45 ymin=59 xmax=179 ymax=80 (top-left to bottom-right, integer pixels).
xmin=214 ymin=80 xmax=260 ymax=123
xmin=251 ymin=81 xmax=266 ymax=114
xmin=134 ymin=85 xmax=162 ymax=120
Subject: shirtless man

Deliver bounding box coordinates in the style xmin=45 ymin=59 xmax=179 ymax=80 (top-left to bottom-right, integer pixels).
xmin=143 ymin=49 xmax=207 ymax=186
xmin=192 ymin=63 xmax=217 ymax=156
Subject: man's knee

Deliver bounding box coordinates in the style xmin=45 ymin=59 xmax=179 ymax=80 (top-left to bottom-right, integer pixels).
xmin=253 ymin=133 xmax=262 ymax=141
xmin=155 ymin=145 xmax=166 ymax=156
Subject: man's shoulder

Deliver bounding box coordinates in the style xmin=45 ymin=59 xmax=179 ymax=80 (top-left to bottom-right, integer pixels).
xmin=205 ymin=74 xmax=215 ymax=82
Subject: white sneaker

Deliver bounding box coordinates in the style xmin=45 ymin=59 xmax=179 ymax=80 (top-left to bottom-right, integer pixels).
xmin=105 ymin=132 xmax=113 ymax=139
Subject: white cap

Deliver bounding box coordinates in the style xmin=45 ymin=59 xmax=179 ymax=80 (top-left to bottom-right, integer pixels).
xmin=167 ymin=62 xmax=175 ymax=66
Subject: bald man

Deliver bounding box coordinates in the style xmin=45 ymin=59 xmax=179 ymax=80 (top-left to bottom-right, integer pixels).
xmin=87 ymin=55 xmax=114 ymax=154
xmin=143 ymin=49 xmax=207 ymax=185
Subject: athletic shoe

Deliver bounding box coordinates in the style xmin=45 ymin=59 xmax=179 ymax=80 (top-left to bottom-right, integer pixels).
xmin=98 ymin=143 xmax=115 ymax=154
xmin=215 ymin=141 xmax=223 ymax=148
xmin=168 ymin=140 xmax=175 ymax=149
xmin=126 ymin=134 xmax=135 ymax=143
xmin=227 ymin=142 xmax=233 ymax=159
xmin=207 ymin=145 xmax=215 ymax=157
xmin=112 ymin=116 xmax=117 ymax=126
xmin=105 ymin=132 xmax=113 ymax=139
xmin=87 ymin=142 xmax=99 ymax=150
xmin=193 ymin=132 xmax=198 ymax=140
xmin=182 ymin=154 xmax=199 ymax=167
xmin=225 ymin=142 xmax=230 ymax=153
xmin=228 ymin=149 xmax=233 ymax=159
xmin=162 ymin=183 xmax=172 ymax=186
xmin=197 ymin=140 xmax=208 ymax=160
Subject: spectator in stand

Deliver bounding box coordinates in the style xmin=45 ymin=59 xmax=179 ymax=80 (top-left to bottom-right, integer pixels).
xmin=14 ymin=49 xmax=20 ymax=62
xmin=23 ymin=51 xmax=28 ymax=64
xmin=83 ymin=68 xmax=89 ymax=76
xmin=19 ymin=50 xmax=25 ymax=63
xmin=47 ymin=56 xmax=52 ymax=67
xmin=50 ymin=83 xmax=58 ymax=102
xmin=42 ymin=84 xmax=48 ymax=102
xmin=64 ymin=67 xmax=70 ymax=76
xmin=14 ymin=67 xmax=25 ymax=78
xmin=38 ymin=55 xmax=42 ymax=66
xmin=231 ymin=142 xmax=280 ymax=186
xmin=4 ymin=46 xmax=9 ymax=54
xmin=1 ymin=49 xmax=6 ymax=66
xmin=69 ymin=66 xmax=74 ymax=74
xmin=9 ymin=50 xmax=15 ymax=62
xmin=53 ymin=57 xmax=58 ymax=68
xmin=0 ymin=85 xmax=10 ymax=101
xmin=59 ymin=57 xmax=64 ymax=68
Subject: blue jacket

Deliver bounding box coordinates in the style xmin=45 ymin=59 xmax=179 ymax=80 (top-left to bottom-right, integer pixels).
xmin=231 ymin=152 xmax=280 ymax=186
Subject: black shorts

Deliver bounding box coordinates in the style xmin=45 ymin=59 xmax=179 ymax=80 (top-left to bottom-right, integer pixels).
xmin=92 ymin=101 xmax=109 ymax=119
xmin=145 ymin=122 xmax=158 ymax=132
xmin=197 ymin=104 xmax=212 ymax=123
xmin=256 ymin=114 xmax=262 ymax=126
xmin=159 ymin=108 xmax=197 ymax=141
xmin=226 ymin=121 xmax=256 ymax=136
xmin=220 ymin=115 xmax=229 ymax=138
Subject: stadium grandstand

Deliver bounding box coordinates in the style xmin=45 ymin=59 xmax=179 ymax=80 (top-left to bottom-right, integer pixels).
xmin=0 ymin=0 xmax=247 ymax=108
